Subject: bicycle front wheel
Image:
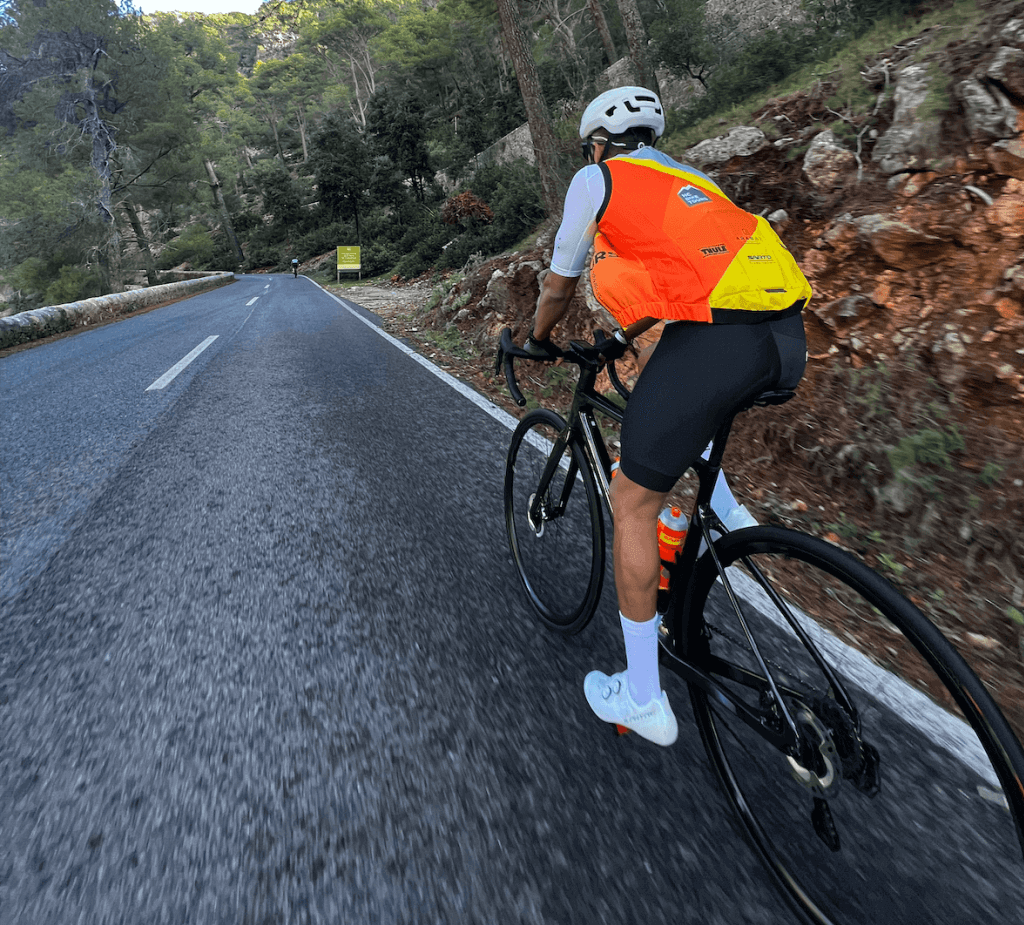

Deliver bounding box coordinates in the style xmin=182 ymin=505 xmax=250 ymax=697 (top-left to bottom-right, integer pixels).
xmin=686 ymin=526 xmax=1024 ymax=925
xmin=504 ymin=409 xmax=605 ymax=634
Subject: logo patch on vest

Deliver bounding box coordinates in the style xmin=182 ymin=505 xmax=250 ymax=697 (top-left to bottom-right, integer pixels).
xmin=678 ymin=185 xmax=712 ymax=207
xmin=747 ymin=254 xmax=773 ymax=262
xmin=700 ymin=244 xmax=729 ymax=257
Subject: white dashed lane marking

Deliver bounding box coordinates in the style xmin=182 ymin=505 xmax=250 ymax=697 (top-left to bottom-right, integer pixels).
xmin=145 ymin=336 xmax=219 ymax=391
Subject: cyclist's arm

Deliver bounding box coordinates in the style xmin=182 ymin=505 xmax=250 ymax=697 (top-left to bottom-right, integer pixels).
xmin=531 ymin=166 xmax=604 ymax=340
xmin=549 ymin=166 xmax=602 ymax=279
xmin=532 ymin=272 xmax=580 ymax=340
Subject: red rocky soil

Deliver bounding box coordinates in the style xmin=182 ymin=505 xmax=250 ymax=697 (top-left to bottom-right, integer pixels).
xmin=330 ymin=3 xmax=1024 ymax=744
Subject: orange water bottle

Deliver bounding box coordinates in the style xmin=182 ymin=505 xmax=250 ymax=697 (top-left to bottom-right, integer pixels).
xmin=657 ymin=506 xmax=688 ymax=601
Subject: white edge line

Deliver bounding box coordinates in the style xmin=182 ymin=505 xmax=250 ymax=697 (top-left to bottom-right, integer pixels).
xmin=322 ymin=287 xmax=521 ymax=433
xmin=321 ymin=284 xmax=998 ymax=789
xmin=145 ymin=335 xmax=219 ymax=391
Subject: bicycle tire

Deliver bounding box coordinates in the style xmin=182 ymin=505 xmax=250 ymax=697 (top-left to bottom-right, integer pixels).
xmin=685 ymin=525 xmax=1024 ymax=925
xmin=504 ymin=409 xmax=605 ymax=634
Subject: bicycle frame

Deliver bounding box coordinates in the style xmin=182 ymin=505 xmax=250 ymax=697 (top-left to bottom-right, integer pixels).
xmin=503 ymin=329 xmax=857 ymax=759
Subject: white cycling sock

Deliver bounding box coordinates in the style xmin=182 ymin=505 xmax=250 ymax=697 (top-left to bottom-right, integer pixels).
xmin=620 ymin=612 xmax=661 ymax=706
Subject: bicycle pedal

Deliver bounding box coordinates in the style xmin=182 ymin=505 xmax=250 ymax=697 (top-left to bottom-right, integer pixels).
xmin=614 ymin=723 xmax=631 ymax=736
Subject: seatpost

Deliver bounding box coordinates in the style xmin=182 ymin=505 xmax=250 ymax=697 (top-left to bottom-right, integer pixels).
xmin=693 ymin=412 xmax=737 ymax=510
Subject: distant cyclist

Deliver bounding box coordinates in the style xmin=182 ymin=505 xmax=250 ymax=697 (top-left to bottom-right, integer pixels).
xmin=292 ymin=258 xmax=299 ymax=278
xmin=524 ymin=86 xmax=811 ymax=746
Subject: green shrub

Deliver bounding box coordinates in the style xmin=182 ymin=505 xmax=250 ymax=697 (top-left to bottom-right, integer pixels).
xmin=8 ymin=257 xmax=49 ymax=299
xmin=4 ymin=257 xmax=101 ymax=308
xmin=295 ymin=222 xmax=354 ymax=262
xmin=433 ymin=162 xmax=545 ymax=271
xmin=361 ymin=241 xmax=401 ymax=277
xmin=159 ymin=224 xmax=216 ymax=270
xmin=243 ymin=240 xmax=283 ymax=271
xmin=43 ymin=266 xmax=102 ymax=305
xmin=888 ymin=426 xmax=965 ymax=474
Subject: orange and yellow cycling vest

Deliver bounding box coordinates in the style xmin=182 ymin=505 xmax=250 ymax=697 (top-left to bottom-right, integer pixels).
xmin=590 ymin=157 xmax=812 ymax=327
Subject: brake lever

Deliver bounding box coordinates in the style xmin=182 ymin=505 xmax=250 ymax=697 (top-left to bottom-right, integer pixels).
xmin=592 ymin=328 xmax=631 ymax=400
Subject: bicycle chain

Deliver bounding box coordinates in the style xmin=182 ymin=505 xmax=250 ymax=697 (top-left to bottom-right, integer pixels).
xmin=704 ymin=618 xmax=826 ymax=696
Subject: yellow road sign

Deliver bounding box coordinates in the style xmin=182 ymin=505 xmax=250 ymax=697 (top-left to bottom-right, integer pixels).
xmin=337 ymin=246 xmax=361 ymax=270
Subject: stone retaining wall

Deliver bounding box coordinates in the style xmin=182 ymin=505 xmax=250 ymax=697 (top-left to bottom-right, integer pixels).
xmin=0 ymin=272 xmax=235 ymax=350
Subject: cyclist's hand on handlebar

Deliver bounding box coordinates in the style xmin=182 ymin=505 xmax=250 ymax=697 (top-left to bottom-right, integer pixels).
xmin=523 ymin=329 xmax=563 ymax=360
xmin=592 ymin=329 xmax=629 ymax=362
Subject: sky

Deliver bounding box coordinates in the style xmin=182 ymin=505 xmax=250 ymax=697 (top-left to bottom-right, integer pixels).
xmin=138 ymin=0 xmax=265 ymax=15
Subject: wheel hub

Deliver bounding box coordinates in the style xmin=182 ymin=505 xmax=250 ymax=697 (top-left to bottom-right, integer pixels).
xmin=526 ymin=492 xmax=545 ymax=537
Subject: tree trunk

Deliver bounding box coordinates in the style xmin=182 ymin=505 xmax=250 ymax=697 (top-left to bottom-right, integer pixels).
xmin=297 ymin=105 xmax=309 ymax=162
xmin=615 ymin=0 xmax=660 ymax=94
xmin=204 ymin=158 xmax=245 ymax=266
xmin=494 ymin=0 xmax=564 ymax=217
xmin=587 ymin=0 xmax=617 ymax=66
xmin=122 ymin=198 xmax=159 ymax=286
xmin=97 ymin=221 xmax=125 ymax=294
xmin=270 ymin=114 xmax=286 ymax=163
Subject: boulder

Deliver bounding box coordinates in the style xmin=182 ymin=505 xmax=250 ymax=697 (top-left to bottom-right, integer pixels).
xmin=478 ymin=269 xmax=510 ymax=312
xmin=988 ymin=179 xmax=1024 ymax=241
xmin=852 ymin=215 xmax=947 ymax=270
xmin=684 ymin=126 xmax=767 ymax=167
xmin=1005 ymin=262 xmax=1024 ymax=297
xmin=999 ymin=18 xmax=1024 ymax=49
xmin=819 ymin=213 xmax=858 ymax=249
xmin=871 ymin=65 xmax=939 ymax=175
xmin=802 ymin=130 xmax=857 ymax=189
xmin=988 ymin=46 xmax=1024 ymax=101
xmin=986 ymin=136 xmax=1024 ymax=180
xmin=812 ymin=294 xmax=878 ymax=330
xmin=956 ymin=78 xmax=1019 ymax=141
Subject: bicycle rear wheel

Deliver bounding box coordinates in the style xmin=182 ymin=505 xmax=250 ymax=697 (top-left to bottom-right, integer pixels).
xmin=685 ymin=526 xmax=1024 ymax=925
xmin=504 ymin=409 xmax=605 ymax=634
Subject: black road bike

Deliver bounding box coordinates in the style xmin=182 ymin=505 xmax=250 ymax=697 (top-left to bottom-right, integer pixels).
xmin=496 ymin=326 xmax=1024 ymax=925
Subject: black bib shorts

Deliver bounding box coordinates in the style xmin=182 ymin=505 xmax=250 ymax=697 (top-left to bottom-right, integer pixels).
xmin=618 ymin=310 xmax=807 ymax=493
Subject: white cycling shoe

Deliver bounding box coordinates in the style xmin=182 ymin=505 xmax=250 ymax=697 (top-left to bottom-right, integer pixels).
xmin=584 ymin=670 xmax=679 ymax=746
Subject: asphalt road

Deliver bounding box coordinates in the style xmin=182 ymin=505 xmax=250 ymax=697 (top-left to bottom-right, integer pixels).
xmin=1 ymin=274 xmax=1020 ymax=924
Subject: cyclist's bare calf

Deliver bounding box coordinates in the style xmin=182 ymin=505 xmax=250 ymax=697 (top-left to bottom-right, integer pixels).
xmin=601 ymin=465 xmax=675 ymax=724
xmin=610 ymin=471 xmax=668 ymax=623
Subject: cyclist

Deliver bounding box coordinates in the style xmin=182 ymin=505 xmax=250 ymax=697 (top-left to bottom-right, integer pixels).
xmin=292 ymin=258 xmax=299 ymax=278
xmin=524 ymin=86 xmax=811 ymax=746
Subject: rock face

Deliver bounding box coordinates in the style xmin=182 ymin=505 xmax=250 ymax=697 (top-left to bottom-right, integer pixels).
xmin=801 ymin=177 xmax=1024 ymax=398
xmin=705 ymin=0 xmax=802 ymax=28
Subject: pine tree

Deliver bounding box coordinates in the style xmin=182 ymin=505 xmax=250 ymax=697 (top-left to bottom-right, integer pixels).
xmin=494 ymin=0 xmax=563 ymax=216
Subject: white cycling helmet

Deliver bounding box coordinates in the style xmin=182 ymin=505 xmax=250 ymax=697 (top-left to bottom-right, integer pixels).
xmin=579 ymin=86 xmax=665 ymax=141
